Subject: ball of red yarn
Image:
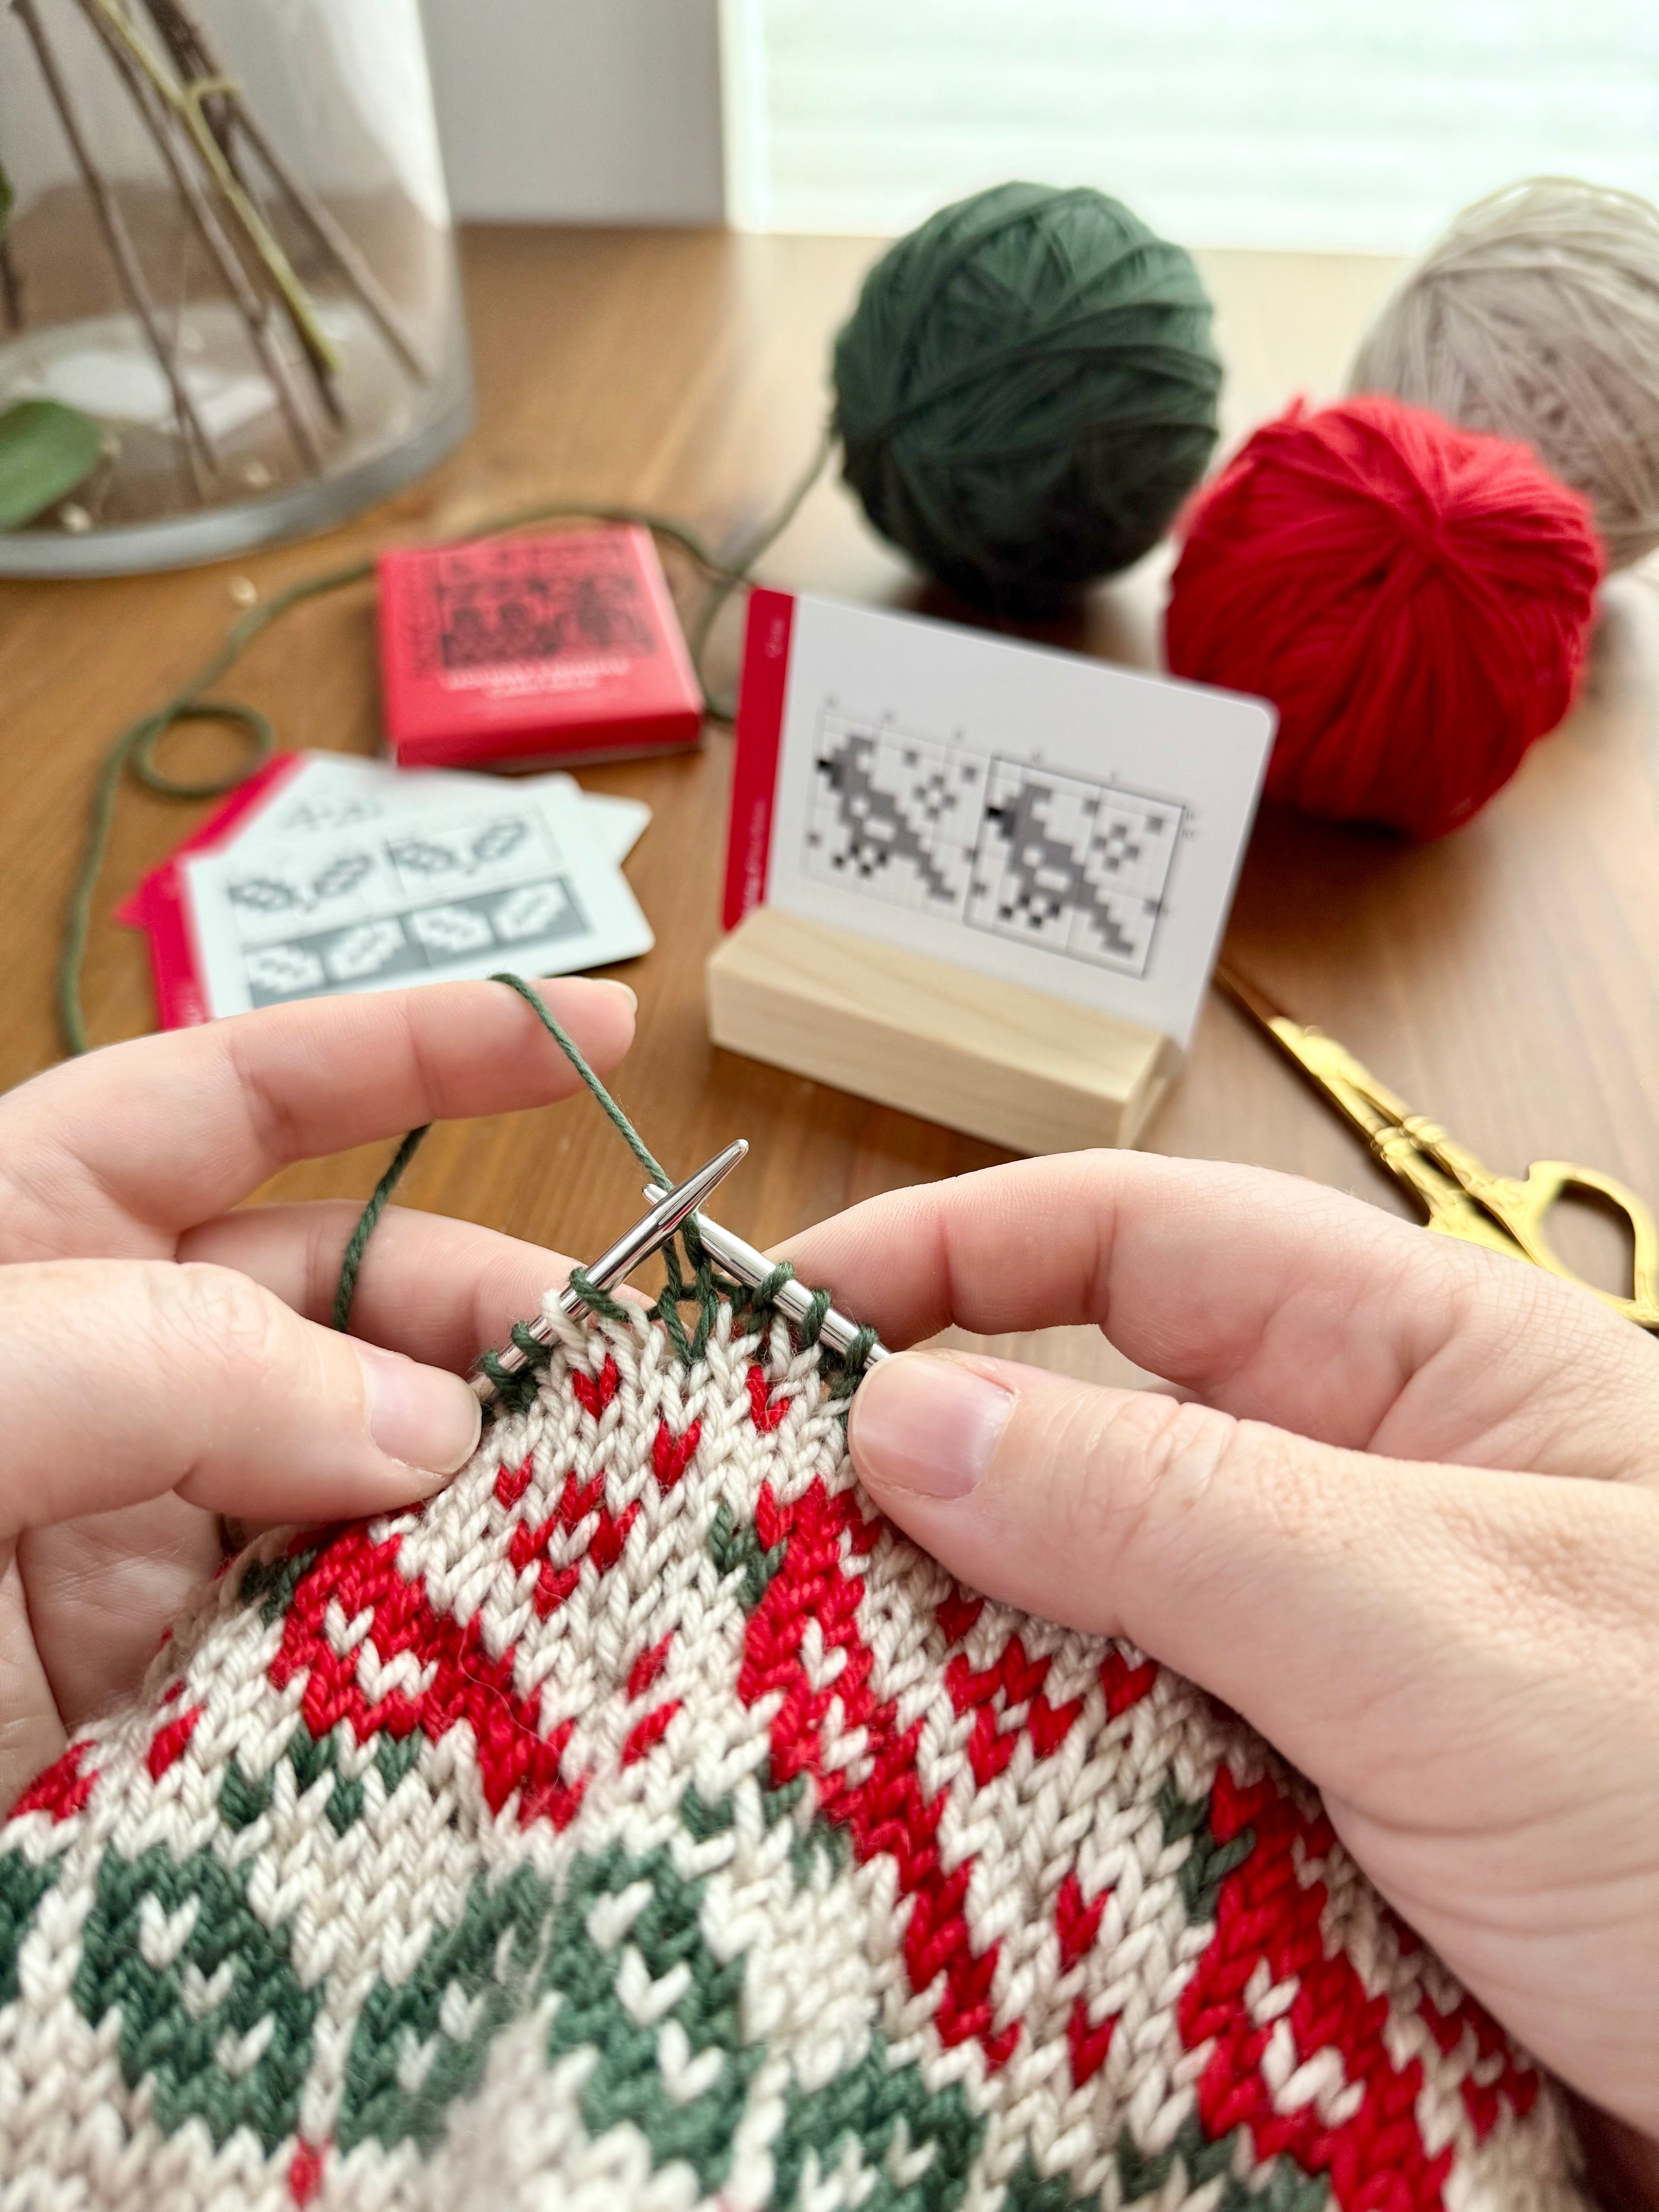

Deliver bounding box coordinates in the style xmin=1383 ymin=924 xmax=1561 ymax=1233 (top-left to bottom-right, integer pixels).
xmin=1163 ymin=394 xmax=1604 ymax=837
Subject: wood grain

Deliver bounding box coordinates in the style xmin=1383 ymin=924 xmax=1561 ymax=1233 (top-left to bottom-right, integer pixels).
xmin=708 ymin=908 xmax=1175 ymax=1156
xmin=2 ymin=226 xmax=1657 ymax=1389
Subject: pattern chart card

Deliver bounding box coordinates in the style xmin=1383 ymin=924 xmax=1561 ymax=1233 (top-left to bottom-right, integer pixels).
xmin=727 ymin=592 xmax=1275 ymax=1048
xmin=157 ymin=758 xmax=651 ymax=1022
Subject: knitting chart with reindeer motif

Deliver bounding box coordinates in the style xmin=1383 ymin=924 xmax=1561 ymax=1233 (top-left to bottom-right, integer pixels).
xmin=805 ymin=710 xmax=1185 ymax=979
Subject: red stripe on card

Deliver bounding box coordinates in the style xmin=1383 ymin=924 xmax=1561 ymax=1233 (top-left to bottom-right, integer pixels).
xmin=722 ymin=588 xmax=795 ymax=928
xmin=144 ymin=862 xmax=210 ymax=1028
xmin=114 ymin=752 xmax=305 ymax=928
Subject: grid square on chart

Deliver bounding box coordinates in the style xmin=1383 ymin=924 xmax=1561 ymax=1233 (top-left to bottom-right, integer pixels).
xmin=967 ymin=761 xmax=1183 ymax=976
xmin=803 ymin=714 xmax=989 ymax=917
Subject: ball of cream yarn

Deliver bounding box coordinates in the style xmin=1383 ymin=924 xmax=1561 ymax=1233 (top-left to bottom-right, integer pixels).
xmin=1350 ymin=176 xmax=1659 ymax=568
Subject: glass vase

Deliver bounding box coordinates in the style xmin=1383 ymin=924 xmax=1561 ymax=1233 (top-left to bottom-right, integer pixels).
xmin=0 ymin=0 xmax=471 ymax=574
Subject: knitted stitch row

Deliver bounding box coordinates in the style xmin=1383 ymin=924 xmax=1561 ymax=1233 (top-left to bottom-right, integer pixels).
xmin=332 ymin=975 xmax=879 ymax=1396
xmin=0 ymin=1289 xmax=1585 ymax=2209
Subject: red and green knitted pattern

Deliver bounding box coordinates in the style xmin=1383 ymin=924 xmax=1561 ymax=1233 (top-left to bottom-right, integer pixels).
xmin=0 ymin=1299 xmax=1585 ymax=2208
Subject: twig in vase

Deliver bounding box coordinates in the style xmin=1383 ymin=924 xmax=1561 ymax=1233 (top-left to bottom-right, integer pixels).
xmin=207 ymin=106 xmax=432 ymax=386
xmin=12 ymin=0 xmax=215 ymax=496
xmin=129 ymin=0 xmax=340 ymax=426
xmin=125 ymin=0 xmax=347 ymax=431
xmin=81 ymin=0 xmax=344 ymax=400
xmin=138 ymin=0 xmax=433 ymax=385
xmin=77 ymin=0 xmax=324 ymax=469
xmin=132 ymin=0 xmax=235 ymax=172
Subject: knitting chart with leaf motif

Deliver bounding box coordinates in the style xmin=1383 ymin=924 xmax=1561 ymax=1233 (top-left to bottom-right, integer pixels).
xmin=180 ymin=790 xmax=652 ymax=1017
xmin=220 ymin=812 xmax=588 ymax=1006
xmin=805 ymin=711 xmax=1183 ymax=978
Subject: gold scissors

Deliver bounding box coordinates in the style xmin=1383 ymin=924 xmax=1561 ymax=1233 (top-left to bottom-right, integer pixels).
xmin=1216 ymin=963 xmax=1659 ymax=1332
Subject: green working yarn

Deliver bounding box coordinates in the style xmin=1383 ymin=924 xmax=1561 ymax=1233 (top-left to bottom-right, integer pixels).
xmin=833 ymin=181 xmax=1223 ymax=615
xmin=335 ymin=975 xmax=878 ymax=1406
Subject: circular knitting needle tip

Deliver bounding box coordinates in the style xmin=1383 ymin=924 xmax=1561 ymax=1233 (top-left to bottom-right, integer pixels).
xmin=472 ymin=1139 xmax=750 ymax=1403
xmin=643 ymin=1181 xmax=888 ymax=1367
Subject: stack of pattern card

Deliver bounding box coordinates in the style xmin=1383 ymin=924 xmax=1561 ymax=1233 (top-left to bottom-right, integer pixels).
xmin=121 ymin=753 xmax=653 ymax=1027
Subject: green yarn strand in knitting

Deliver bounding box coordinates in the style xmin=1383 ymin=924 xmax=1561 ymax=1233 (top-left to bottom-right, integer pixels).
xmin=331 ymin=975 xmax=880 ymax=1401
xmin=489 ymin=972 xmax=668 ymax=1188
xmin=60 ymin=555 xmax=372 ymax=1057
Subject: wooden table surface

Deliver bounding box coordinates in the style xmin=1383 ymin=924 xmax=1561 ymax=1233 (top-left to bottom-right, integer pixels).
xmin=4 ymin=225 xmax=1659 ymax=1385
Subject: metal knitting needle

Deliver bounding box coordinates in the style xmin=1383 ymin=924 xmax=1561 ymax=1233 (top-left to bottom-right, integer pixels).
xmin=643 ymin=1182 xmax=890 ymax=1367
xmin=472 ymin=1139 xmax=748 ymax=1402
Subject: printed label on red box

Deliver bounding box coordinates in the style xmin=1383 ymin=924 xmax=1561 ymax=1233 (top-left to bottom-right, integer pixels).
xmin=380 ymin=527 xmax=702 ymax=769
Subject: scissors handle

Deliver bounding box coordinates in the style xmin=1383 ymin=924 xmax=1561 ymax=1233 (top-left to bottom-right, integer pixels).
xmin=1402 ymin=1118 xmax=1659 ymax=1331
xmin=1216 ymin=965 xmax=1659 ymax=1333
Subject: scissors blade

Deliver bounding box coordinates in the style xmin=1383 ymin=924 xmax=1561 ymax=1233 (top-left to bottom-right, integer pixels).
xmin=1214 ymin=963 xmax=1405 ymax=1147
xmin=1216 ymin=965 xmax=1659 ymax=1322
xmin=1214 ymin=962 xmax=1529 ymax=1257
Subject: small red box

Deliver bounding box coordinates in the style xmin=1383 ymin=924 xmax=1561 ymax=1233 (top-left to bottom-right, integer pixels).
xmin=378 ymin=525 xmax=703 ymax=769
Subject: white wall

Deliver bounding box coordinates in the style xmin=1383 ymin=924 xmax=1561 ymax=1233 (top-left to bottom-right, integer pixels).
xmin=417 ymin=0 xmax=726 ymax=224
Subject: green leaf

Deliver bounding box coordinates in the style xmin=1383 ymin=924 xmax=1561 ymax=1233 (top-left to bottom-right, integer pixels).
xmin=0 ymin=398 xmax=103 ymax=530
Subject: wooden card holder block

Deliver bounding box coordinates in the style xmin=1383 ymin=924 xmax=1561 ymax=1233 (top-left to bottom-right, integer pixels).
xmin=706 ymin=907 xmax=1178 ymax=1155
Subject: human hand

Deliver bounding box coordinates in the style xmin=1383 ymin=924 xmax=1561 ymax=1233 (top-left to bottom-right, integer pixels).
xmin=0 ymin=976 xmax=634 ymax=1811
xmin=785 ymin=1154 xmax=1659 ymax=2191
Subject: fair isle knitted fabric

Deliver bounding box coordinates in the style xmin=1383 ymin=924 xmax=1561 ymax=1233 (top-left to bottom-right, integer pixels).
xmin=0 ymin=1297 xmax=1583 ymax=2212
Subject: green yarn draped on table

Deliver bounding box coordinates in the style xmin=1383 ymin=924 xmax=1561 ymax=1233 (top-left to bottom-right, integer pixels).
xmin=834 ymin=181 xmax=1223 ymax=614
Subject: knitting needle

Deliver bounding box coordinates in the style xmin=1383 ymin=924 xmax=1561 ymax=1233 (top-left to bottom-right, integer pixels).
xmin=472 ymin=1139 xmax=749 ymax=1402
xmin=642 ymin=1182 xmax=890 ymax=1367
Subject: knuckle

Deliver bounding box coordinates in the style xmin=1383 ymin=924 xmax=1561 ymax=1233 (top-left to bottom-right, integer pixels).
xmin=1038 ymin=1389 xmax=1242 ymax=1558
xmin=1450 ymin=1238 xmax=1628 ymax=1370
xmin=1034 ymin=1383 xmax=1339 ymax=1585
xmin=146 ymin=1261 xmax=293 ymax=1377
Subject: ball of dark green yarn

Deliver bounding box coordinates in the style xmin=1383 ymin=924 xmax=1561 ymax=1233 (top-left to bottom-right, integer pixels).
xmin=833 ymin=182 xmax=1223 ymax=614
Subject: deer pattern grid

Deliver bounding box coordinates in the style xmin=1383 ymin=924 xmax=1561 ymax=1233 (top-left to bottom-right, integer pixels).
xmin=804 ymin=715 xmax=1183 ymax=979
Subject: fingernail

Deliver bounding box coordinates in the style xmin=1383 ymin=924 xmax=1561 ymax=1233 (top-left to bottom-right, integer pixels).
xmin=538 ymin=975 xmax=636 ymax=1012
xmin=848 ymin=1352 xmax=1014 ymax=1500
xmin=355 ymin=1341 xmax=482 ymax=1481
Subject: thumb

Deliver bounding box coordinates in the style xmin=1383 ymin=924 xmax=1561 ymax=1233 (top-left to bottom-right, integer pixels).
xmin=0 ymin=1259 xmax=483 ymax=1532
xmin=844 ymin=1347 xmax=1644 ymax=1807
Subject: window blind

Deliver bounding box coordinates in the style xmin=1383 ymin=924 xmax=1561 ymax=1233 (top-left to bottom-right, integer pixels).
xmin=721 ymin=0 xmax=1659 ymax=251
